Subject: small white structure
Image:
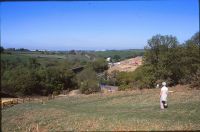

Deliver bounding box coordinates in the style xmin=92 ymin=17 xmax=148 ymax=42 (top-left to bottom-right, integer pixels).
xmin=108 ymin=62 xmax=114 ymax=68
xmin=114 ymin=62 xmax=121 ymax=65
xmin=106 ymin=57 xmax=111 ymax=62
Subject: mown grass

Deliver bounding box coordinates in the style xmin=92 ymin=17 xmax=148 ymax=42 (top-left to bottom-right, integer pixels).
xmin=2 ymin=86 xmax=200 ymax=131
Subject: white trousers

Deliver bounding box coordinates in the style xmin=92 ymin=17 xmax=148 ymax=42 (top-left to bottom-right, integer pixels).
xmin=160 ymin=99 xmax=164 ymax=109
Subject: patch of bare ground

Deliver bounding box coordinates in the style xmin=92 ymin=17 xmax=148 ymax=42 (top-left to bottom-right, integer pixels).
xmin=108 ymin=56 xmax=142 ymax=73
xmin=68 ymin=89 xmax=81 ymax=96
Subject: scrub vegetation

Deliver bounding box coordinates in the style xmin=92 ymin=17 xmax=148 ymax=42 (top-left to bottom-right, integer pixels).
xmin=110 ymin=32 xmax=200 ymax=90
xmin=1 ymin=32 xmax=199 ymax=96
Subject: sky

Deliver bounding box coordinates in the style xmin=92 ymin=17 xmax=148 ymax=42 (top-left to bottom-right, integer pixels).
xmin=0 ymin=0 xmax=199 ymax=51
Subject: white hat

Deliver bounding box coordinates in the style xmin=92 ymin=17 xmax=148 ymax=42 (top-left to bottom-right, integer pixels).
xmin=162 ymin=82 xmax=166 ymax=86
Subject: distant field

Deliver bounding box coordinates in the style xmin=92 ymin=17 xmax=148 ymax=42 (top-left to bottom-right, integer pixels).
xmin=1 ymin=53 xmax=64 ymax=68
xmin=1 ymin=52 xmax=97 ymax=64
xmin=1 ymin=49 xmax=144 ymax=64
xmin=1 ymin=53 xmax=31 ymax=63
xmin=1 ymin=52 xmax=91 ymax=67
xmin=95 ymin=49 xmax=144 ymax=60
xmin=2 ymin=85 xmax=200 ymax=131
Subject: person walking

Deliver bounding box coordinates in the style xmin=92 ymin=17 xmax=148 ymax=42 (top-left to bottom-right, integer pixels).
xmin=160 ymin=82 xmax=168 ymax=110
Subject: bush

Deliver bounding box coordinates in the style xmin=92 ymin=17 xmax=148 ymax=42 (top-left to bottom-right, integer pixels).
xmin=80 ymin=79 xmax=100 ymax=94
xmin=118 ymin=84 xmax=133 ymax=91
xmin=137 ymin=32 xmax=200 ymax=88
xmin=52 ymin=91 xmax=60 ymax=96
xmin=115 ymin=65 xmax=156 ymax=90
xmin=0 ymin=46 xmax=4 ymax=53
xmin=1 ymin=58 xmax=78 ymax=96
xmin=91 ymin=58 xmax=108 ymax=73
xmin=76 ymin=67 xmax=100 ymax=94
xmin=190 ymin=69 xmax=200 ymax=89
xmin=1 ymin=67 xmax=41 ymax=96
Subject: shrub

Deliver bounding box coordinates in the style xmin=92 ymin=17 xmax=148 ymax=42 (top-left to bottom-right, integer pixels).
xmin=92 ymin=58 xmax=108 ymax=73
xmin=76 ymin=67 xmax=100 ymax=94
xmin=80 ymin=79 xmax=100 ymax=94
xmin=115 ymin=65 xmax=156 ymax=90
xmin=52 ymin=91 xmax=60 ymax=96
xmin=190 ymin=69 xmax=200 ymax=89
xmin=118 ymin=84 xmax=132 ymax=91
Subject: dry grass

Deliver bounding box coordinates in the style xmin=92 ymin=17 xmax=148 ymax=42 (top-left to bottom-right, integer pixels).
xmin=2 ymin=85 xmax=200 ymax=131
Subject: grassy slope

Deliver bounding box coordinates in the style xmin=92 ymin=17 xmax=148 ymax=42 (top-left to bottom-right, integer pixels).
xmin=2 ymin=86 xmax=200 ymax=131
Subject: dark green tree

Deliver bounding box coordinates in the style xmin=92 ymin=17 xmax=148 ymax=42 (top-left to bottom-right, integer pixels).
xmin=91 ymin=58 xmax=108 ymax=73
xmin=0 ymin=46 xmax=4 ymax=53
xmin=113 ymin=55 xmax=121 ymax=62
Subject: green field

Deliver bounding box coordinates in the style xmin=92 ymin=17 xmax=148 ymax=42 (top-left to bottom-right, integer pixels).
xmin=1 ymin=52 xmax=91 ymax=67
xmin=2 ymin=85 xmax=200 ymax=131
xmin=1 ymin=53 xmax=64 ymax=62
xmin=95 ymin=49 xmax=144 ymax=60
xmin=1 ymin=54 xmax=31 ymax=63
xmin=1 ymin=49 xmax=145 ymax=67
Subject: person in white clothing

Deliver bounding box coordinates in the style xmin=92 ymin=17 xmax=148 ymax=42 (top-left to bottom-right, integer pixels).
xmin=160 ymin=82 xmax=168 ymax=110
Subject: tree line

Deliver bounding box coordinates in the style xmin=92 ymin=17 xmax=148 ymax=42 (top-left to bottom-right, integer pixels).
xmin=108 ymin=32 xmax=200 ymax=89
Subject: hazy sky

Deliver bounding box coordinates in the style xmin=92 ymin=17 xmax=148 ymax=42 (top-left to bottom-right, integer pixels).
xmin=1 ymin=0 xmax=199 ymax=50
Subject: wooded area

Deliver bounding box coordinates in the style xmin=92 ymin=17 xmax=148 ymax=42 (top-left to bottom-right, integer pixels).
xmin=1 ymin=32 xmax=199 ymax=97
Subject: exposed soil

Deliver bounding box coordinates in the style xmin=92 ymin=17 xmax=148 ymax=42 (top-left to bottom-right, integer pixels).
xmin=108 ymin=56 xmax=142 ymax=73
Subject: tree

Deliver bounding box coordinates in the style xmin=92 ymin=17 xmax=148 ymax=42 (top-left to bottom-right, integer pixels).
xmin=0 ymin=46 xmax=4 ymax=53
xmin=144 ymin=35 xmax=178 ymax=66
xmin=69 ymin=50 xmax=76 ymax=55
xmin=1 ymin=67 xmax=41 ymax=96
xmin=182 ymin=32 xmax=200 ymax=85
xmin=143 ymin=34 xmax=179 ymax=85
xmin=76 ymin=67 xmax=100 ymax=94
xmin=91 ymin=58 xmax=108 ymax=73
xmin=113 ymin=55 xmax=121 ymax=62
xmin=16 ymin=48 xmax=30 ymax=52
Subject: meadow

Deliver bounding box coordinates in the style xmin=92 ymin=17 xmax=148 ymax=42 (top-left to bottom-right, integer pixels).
xmin=2 ymin=85 xmax=200 ymax=131
xmin=1 ymin=49 xmax=138 ymax=66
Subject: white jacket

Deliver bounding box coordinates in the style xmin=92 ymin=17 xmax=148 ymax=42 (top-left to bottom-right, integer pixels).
xmin=161 ymin=86 xmax=168 ymax=101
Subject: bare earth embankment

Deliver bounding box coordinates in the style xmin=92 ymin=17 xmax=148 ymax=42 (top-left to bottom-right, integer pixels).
xmin=1 ymin=85 xmax=200 ymax=131
xmin=108 ymin=56 xmax=142 ymax=73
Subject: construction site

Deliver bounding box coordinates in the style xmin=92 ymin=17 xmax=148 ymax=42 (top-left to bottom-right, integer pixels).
xmin=108 ymin=56 xmax=143 ymax=73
